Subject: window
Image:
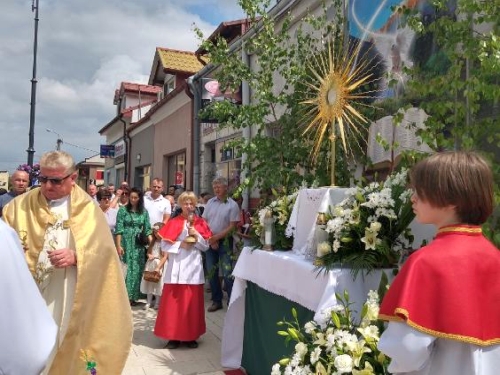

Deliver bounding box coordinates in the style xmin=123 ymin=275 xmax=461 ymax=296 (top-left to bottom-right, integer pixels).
xmin=168 ymin=152 xmax=186 ymax=188
xmin=215 ymin=137 xmax=241 ymax=191
xmin=164 ymin=79 xmax=175 ymax=94
xmin=135 ymin=165 xmax=151 ymax=191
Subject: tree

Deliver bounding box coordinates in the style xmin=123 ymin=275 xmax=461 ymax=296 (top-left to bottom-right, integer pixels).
xmin=195 ymin=0 xmax=368 ymax=193
xmin=397 ymin=0 xmax=499 ymax=153
xmin=396 ymin=0 xmax=500 ymax=245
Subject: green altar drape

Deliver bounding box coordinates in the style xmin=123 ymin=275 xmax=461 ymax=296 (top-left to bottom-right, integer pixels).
xmin=241 ymin=281 xmax=315 ymax=374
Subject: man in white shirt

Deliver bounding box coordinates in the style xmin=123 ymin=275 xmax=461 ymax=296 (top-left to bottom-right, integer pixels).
xmin=0 ymin=219 xmax=57 ymax=375
xmin=144 ymin=177 xmax=171 ymax=225
xmin=87 ymin=183 xmax=98 ymax=201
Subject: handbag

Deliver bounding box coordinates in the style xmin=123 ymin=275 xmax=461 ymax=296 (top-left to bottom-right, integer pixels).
xmin=129 ymin=212 xmax=149 ymax=246
xmin=135 ymin=230 xmax=149 ymax=246
xmin=143 ymin=270 xmax=161 ymax=283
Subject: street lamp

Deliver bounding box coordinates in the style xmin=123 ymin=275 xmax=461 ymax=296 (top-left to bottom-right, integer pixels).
xmin=46 ymin=128 xmax=63 ymax=150
xmin=27 ymin=0 xmax=40 ymax=167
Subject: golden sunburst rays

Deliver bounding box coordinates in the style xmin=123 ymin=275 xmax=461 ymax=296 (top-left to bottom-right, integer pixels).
xmin=300 ymin=38 xmax=381 ymax=184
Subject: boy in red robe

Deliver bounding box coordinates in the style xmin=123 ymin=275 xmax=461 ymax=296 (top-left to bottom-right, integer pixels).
xmin=378 ymin=151 xmax=500 ymax=374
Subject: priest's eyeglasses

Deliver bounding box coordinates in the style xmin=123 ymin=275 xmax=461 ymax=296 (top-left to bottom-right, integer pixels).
xmin=38 ymin=173 xmax=73 ymax=185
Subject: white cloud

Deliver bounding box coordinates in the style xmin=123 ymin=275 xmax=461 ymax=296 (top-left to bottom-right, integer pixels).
xmin=0 ymin=0 xmax=243 ymax=172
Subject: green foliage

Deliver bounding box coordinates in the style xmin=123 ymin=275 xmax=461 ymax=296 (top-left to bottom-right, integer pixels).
xmin=392 ymin=0 xmax=500 ymax=244
xmin=273 ymin=290 xmax=390 ymax=374
xmin=194 ymin=0 xmax=366 ymax=192
xmin=483 ymin=190 xmax=500 ymax=248
xmin=396 ymin=0 xmax=500 ymax=153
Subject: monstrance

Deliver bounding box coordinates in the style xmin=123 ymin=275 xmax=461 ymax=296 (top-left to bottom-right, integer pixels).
xmin=301 ymin=38 xmax=376 ymax=185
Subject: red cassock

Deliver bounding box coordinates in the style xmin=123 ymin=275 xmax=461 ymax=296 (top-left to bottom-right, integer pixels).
xmin=155 ymin=215 xmax=213 ymax=342
xmin=158 ymin=214 xmax=212 ymax=242
xmin=379 ymin=225 xmax=500 ymax=346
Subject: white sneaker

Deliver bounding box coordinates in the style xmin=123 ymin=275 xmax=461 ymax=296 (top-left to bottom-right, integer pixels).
xmin=153 ymin=305 xmax=159 ymax=310
xmin=143 ymin=304 xmax=150 ymax=310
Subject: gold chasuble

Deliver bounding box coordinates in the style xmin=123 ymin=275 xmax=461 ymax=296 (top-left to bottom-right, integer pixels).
xmin=3 ymin=185 xmax=132 ymax=375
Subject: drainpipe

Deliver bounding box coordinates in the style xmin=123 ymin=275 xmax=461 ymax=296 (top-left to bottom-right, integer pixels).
xmin=185 ymin=81 xmax=199 ymax=193
xmin=119 ymin=117 xmax=129 ymax=182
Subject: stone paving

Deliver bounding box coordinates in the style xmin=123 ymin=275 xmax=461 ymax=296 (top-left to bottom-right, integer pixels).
xmin=122 ymin=292 xmax=229 ymax=375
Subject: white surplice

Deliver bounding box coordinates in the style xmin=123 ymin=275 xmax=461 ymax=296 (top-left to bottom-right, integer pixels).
xmin=0 ymin=220 xmax=57 ymax=375
xmin=379 ymin=322 xmax=500 ymax=375
xmin=160 ymin=223 xmax=209 ymax=285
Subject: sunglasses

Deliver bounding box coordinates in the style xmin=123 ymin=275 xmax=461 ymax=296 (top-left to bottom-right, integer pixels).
xmin=39 ymin=173 xmax=73 ymax=185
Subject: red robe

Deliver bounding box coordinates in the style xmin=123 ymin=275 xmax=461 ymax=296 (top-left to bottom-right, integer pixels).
xmin=158 ymin=214 xmax=212 ymax=243
xmin=154 ymin=214 xmax=212 ymax=342
xmin=379 ymin=225 xmax=500 ymax=346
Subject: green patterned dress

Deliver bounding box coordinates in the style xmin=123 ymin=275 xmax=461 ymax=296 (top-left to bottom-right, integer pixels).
xmin=115 ymin=206 xmax=152 ymax=301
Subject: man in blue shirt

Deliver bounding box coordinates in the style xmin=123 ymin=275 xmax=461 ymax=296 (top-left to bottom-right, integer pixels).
xmin=203 ymin=177 xmax=240 ymax=312
xmin=0 ymin=170 xmax=29 ymax=217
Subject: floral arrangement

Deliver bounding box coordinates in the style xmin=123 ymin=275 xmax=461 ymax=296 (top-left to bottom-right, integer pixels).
xmin=17 ymin=163 xmax=40 ymax=185
xmin=316 ymin=169 xmax=415 ymax=276
xmin=252 ymin=190 xmax=298 ymax=250
xmin=272 ymin=289 xmax=390 ymax=375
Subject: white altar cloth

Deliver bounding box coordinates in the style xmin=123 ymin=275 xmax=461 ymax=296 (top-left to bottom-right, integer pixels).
xmin=221 ymin=247 xmax=390 ymax=369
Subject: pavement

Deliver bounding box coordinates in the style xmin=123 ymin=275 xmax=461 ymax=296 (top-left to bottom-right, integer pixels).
xmin=122 ymin=291 xmax=232 ymax=375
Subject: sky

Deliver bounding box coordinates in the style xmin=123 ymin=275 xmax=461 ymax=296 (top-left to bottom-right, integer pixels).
xmin=0 ymin=0 xmax=244 ymax=172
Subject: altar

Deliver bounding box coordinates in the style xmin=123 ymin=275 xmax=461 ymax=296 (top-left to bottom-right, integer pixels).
xmin=220 ymin=187 xmax=435 ymax=373
xmin=221 ymin=248 xmax=391 ymax=373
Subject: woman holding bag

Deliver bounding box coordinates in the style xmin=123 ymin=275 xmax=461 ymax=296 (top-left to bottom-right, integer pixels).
xmin=115 ymin=187 xmax=152 ymax=306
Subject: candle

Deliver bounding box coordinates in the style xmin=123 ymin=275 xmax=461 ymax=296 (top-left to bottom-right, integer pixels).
xmin=265 ymin=230 xmax=272 ymax=245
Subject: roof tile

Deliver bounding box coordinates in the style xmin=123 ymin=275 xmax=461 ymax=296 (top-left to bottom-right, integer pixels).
xmin=157 ymin=48 xmax=207 ymax=74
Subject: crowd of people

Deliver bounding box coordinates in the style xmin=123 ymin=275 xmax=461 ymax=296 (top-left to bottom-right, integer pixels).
xmin=86 ymin=174 xmax=245 ymax=349
xmin=2 ymin=149 xmax=499 ymax=375
xmin=0 ymin=150 xmax=251 ymax=373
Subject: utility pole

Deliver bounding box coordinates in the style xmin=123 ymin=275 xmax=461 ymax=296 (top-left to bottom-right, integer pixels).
xmin=46 ymin=128 xmax=63 ymax=150
xmin=27 ymin=0 xmax=40 ymax=167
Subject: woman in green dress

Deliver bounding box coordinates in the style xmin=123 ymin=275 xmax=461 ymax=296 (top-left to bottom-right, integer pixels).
xmin=115 ymin=187 xmax=152 ymax=305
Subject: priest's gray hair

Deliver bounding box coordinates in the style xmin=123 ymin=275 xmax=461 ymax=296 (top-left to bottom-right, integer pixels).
xmin=39 ymin=151 xmax=76 ymax=174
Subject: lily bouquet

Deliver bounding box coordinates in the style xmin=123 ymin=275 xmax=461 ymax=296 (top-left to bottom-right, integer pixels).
xmin=253 ymin=191 xmax=298 ymax=250
xmin=272 ymin=289 xmax=390 ymax=375
xmin=315 ymin=169 xmax=415 ymax=276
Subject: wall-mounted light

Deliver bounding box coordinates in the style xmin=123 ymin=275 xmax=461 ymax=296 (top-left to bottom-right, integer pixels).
xmin=136 ymin=153 xmax=141 ymax=162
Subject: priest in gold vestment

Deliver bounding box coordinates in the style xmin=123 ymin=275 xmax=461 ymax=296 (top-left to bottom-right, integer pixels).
xmin=2 ymin=151 xmax=132 ymax=375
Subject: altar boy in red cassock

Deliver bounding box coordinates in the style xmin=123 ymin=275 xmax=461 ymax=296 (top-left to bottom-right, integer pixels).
xmin=154 ymin=191 xmax=212 ymax=350
xmin=378 ymin=151 xmax=500 ymax=375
